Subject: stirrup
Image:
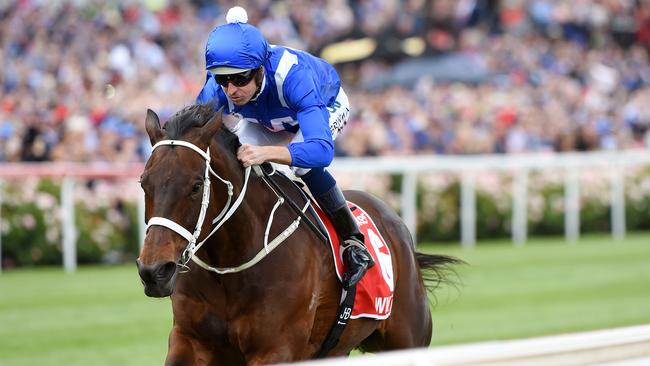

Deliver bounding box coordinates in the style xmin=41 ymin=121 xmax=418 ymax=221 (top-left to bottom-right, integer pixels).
xmin=340 ymin=239 xmax=375 ymax=288
xmin=341 ymin=238 xmax=365 ymax=253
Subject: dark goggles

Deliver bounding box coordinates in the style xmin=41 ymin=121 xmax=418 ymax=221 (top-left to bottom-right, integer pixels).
xmin=213 ymin=68 xmax=258 ymax=87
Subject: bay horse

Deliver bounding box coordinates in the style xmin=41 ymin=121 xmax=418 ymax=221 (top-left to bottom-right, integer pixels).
xmin=136 ymin=104 xmax=459 ymax=365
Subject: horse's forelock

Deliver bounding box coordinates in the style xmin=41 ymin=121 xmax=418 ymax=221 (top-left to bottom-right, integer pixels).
xmin=163 ymin=104 xmax=240 ymax=155
xmin=163 ymin=104 xmax=216 ymax=139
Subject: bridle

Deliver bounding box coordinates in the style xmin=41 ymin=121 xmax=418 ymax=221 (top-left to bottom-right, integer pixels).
xmin=145 ymin=139 xmax=309 ymax=274
xmin=146 ymin=139 xmax=251 ymax=272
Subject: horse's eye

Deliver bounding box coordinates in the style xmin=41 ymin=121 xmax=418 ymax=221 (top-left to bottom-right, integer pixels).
xmin=192 ymin=181 xmax=203 ymax=193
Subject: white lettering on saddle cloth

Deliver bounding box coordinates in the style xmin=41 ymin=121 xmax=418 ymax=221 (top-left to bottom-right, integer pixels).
xmin=355 ymin=212 xmax=369 ymax=226
xmin=313 ymin=201 xmax=395 ymax=320
xmin=374 ymin=295 xmax=394 ymax=314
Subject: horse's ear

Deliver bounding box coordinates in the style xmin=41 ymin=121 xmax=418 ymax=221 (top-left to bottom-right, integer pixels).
xmin=200 ymin=108 xmax=223 ymax=144
xmin=145 ymin=109 xmax=165 ymax=145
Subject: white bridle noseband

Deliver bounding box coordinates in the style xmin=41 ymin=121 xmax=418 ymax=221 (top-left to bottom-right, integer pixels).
xmin=145 ymin=139 xmax=309 ymax=274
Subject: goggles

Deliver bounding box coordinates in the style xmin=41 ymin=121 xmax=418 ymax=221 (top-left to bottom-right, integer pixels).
xmin=213 ymin=68 xmax=258 ymax=87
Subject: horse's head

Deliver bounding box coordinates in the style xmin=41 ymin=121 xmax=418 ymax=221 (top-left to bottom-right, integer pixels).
xmin=137 ymin=105 xmax=223 ymax=297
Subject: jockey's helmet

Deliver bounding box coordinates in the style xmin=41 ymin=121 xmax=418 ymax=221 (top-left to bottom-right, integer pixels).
xmin=205 ymin=7 xmax=269 ymax=75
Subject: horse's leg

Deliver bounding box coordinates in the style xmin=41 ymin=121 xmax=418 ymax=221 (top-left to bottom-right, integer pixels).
xmin=165 ymin=326 xmax=215 ymax=366
xmin=238 ymin=321 xmax=313 ymax=365
xmin=235 ymin=304 xmax=318 ymax=365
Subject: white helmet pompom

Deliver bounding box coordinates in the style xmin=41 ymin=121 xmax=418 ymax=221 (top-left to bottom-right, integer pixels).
xmin=226 ymin=6 xmax=248 ymax=24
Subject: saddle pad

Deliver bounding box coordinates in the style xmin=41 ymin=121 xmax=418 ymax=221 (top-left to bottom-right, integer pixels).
xmin=313 ymin=201 xmax=394 ymax=319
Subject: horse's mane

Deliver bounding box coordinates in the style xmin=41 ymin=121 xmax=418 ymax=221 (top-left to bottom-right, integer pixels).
xmin=163 ymin=103 xmax=240 ymax=155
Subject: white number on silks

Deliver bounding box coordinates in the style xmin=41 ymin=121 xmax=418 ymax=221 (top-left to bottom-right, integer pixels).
xmin=367 ymin=228 xmax=394 ymax=291
xmin=268 ymin=116 xmax=297 ymax=132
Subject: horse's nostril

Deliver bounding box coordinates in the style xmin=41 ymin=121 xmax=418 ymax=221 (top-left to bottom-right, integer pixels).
xmin=157 ymin=262 xmax=177 ymax=282
xmin=138 ymin=262 xmax=156 ymax=284
xmin=138 ymin=261 xmax=176 ymax=285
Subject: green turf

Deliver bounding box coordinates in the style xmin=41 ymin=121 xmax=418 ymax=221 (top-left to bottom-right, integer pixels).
xmin=0 ymin=234 xmax=649 ymax=365
xmin=423 ymin=233 xmax=650 ymax=345
xmin=0 ymin=265 xmax=171 ymax=366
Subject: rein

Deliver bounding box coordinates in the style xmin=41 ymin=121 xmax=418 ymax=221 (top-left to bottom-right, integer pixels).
xmin=146 ymin=139 xmax=306 ymax=274
xmin=255 ymin=164 xmax=328 ymax=244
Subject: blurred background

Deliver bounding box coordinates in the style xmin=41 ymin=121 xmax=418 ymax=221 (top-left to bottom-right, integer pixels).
xmin=3 ymin=0 xmax=650 ymax=164
xmin=1 ymin=0 xmax=649 ymax=365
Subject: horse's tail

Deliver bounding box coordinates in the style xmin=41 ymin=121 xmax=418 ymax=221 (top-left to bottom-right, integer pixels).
xmin=414 ymin=251 xmax=464 ymax=295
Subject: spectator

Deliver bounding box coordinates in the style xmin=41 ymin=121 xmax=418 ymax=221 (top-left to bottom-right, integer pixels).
xmin=1 ymin=0 xmax=649 ymax=163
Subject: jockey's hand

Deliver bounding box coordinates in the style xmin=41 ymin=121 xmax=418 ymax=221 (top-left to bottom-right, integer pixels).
xmin=237 ymin=144 xmax=292 ymax=167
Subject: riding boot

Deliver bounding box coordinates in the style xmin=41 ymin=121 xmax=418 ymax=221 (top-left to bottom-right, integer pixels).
xmin=315 ymin=185 xmax=375 ymax=289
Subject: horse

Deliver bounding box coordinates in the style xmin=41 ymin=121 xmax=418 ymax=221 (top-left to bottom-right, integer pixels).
xmin=136 ymin=104 xmax=460 ymax=365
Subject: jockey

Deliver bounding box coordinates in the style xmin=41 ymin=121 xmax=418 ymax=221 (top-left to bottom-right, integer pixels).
xmin=196 ymin=6 xmax=374 ymax=289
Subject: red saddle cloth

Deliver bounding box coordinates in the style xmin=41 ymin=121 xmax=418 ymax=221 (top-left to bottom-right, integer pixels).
xmin=313 ymin=201 xmax=394 ymax=319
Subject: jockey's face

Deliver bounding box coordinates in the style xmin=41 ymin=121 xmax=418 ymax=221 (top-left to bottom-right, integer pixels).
xmin=219 ymin=68 xmax=261 ymax=106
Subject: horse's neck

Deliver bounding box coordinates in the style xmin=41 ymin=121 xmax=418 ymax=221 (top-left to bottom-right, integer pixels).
xmin=184 ymin=156 xmax=320 ymax=308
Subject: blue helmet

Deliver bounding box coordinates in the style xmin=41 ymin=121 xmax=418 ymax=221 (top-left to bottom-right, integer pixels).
xmin=205 ymin=9 xmax=269 ymax=75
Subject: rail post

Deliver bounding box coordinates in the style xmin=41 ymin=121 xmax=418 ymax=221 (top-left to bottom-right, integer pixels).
xmin=61 ymin=177 xmax=77 ymax=273
xmin=564 ymin=168 xmax=580 ymax=243
xmin=461 ymin=171 xmax=476 ymax=248
xmin=512 ymin=169 xmax=529 ymax=245
xmin=401 ymin=171 xmax=418 ymax=246
xmin=610 ymin=168 xmax=626 ymax=241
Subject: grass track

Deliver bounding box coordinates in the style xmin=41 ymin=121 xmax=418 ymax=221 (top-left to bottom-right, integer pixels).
xmin=0 ymin=266 xmax=171 ymax=365
xmin=1 ymin=233 xmax=649 ymax=364
xmin=424 ymin=233 xmax=650 ymax=345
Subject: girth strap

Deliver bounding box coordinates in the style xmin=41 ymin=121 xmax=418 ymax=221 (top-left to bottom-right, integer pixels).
xmin=316 ymin=285 xmax=357 ymax=358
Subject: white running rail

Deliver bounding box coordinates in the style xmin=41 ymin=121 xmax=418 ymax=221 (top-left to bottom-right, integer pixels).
xmin=278 ymin=324 xmax=650 ymax=366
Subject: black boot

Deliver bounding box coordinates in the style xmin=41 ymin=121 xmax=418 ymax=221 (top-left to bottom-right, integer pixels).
xmin=315 ymin=185 xmax=375 ymax=289
xmin=330 ymin=205 xmax=375 ymax=288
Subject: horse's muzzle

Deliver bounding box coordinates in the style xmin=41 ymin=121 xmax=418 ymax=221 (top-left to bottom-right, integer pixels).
xmin=136 ymin=259 xmax=178 ymax=297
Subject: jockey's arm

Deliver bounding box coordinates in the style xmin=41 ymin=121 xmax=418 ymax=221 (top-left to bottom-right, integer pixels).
xmin=285 ymin=72 xmax=335 ymax=168
xmin=287 ymin=104 xmax=334 ymax=168
xmin=237 ymin=104 xmax=333 ymax=168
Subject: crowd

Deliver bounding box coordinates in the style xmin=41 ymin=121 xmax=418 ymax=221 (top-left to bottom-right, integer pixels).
xmin=343 ymin=33 xmax=650 ymax=155
xmin=1 ymin=0 xmax=650 ymax=163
